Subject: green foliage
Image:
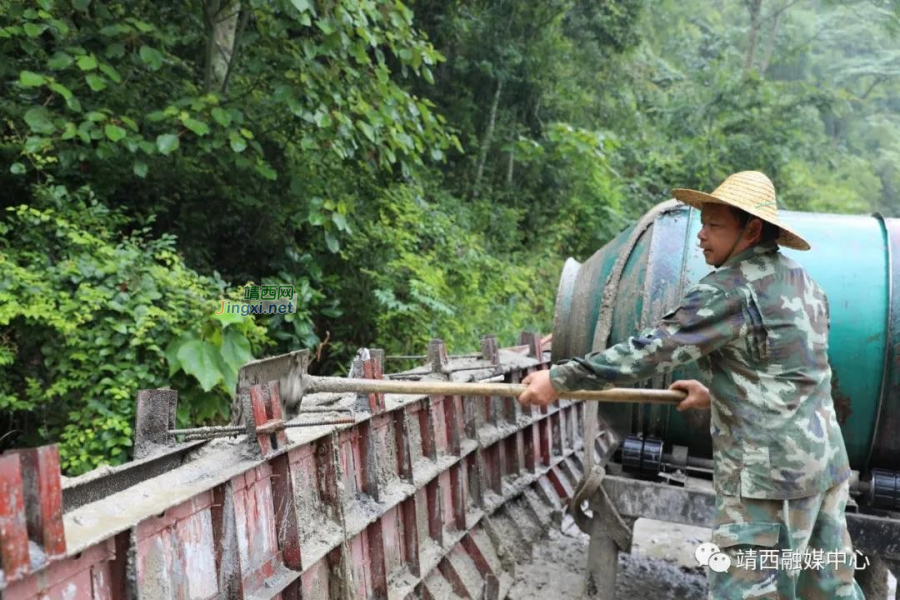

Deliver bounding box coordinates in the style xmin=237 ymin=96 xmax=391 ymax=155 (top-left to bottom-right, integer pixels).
xmin=0 ymin=183 xmax=269 ymax=474
xmin=0 ymin=0 xmax=457 ymax=277
xmin=2 ymin=0 xmax=899 ymax=474
xmin=779 ymin=157 xmax=883 ymax=214
xmin=511 ymin=124 xmax=626 ymax=257
xmin=346 ymin=181 xmax=552 ymax=356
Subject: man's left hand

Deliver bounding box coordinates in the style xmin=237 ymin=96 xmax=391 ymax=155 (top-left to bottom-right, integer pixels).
xmin=518 ymin=369 xmax=561 ymax=407
xmin=671 ymin=379 xmax=711 ymax=412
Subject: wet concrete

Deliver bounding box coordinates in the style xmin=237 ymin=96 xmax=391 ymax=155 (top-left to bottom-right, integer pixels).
xmin=509 ymin=517 xmax=898 ymax=599
xmin=508 ymin=517 xmax=708 ymax=600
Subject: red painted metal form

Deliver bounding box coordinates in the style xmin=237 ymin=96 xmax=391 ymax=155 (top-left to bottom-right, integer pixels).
xmin=0 ymin=445 xmax=68 ymax=593
xmin=0 ymin=453 xmax=29 ymax=583
xmin=1 ymin=333 xmax=585 ymax=599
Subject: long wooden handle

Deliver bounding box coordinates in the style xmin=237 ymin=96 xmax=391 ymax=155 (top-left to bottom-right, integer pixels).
xmin=305 ymin=375 xmax=685 ymax=405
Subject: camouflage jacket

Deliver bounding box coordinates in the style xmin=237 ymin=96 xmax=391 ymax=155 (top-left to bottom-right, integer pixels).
xmin=550 ymin=241 xmax=851 ymax=500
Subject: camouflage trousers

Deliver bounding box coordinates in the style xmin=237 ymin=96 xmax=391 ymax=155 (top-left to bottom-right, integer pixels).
xmin=708 ymin=479 xmax=866 ymax=599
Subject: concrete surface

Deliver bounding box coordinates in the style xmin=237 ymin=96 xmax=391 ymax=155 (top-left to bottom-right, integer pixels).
xmin=509 ymin=517 xmax=897 ymax=599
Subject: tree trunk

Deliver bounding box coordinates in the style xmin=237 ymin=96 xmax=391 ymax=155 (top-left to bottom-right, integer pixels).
xmin=758 ymin=9 xmax=782 ymax=76
xmin=222 ymin=4 xmax=250 ymax=95
xmin=743 ymin=0 xmax=763 ymax=77
xmin=473 ymin=78 xmax=503 ymax=195
xmin=204 ymin=0 xmax=242 ymax=93
xmin=506 ymin=149 xmax=515 ymax=188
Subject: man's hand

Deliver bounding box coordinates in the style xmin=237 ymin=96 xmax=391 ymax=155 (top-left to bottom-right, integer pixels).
xmin=518 ymin=369 xmax=561 ymax=407
xmin=670 ymin=379 xmax=711 ymax=412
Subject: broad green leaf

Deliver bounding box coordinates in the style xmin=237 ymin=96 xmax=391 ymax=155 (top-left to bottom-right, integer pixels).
xmin=324 ymin=231 xmax=340 ymax=253
xmin=49 ymin=82 xmax=73 ymax=100
xmin=10 ymin=163 xmax=25 ymax=175
xmin=221 ymin=366 xmax=237 ymax=396
xmin=256 ymin=160 xmax=277 ymax=180
xmin=99 ymin=24 xmax=124 ymax=36
xmin=130 ymin=19 xmax=155 ymax=33
xmin=23 ymin=23 xmax=47 ymax=38
xmin=72 ymin=0 xmax=91 ymax=11
xmin=105 ymin=43 xmax=125 ymax=59
xmin=165 ymin=334 xmax=193 ymax=378
xmin=229 ymin=131 xmax=246 ymax=153
xmin=314 ymin=111 xmax=332 ymax=128
xmin=183 ymin=117 xmax=210 ymax=136
xmin=212 ymin=308 xmax=243 ymax=326
xmin=220 ymin=328 xmax=253 ymax=371
xmin=139 ymin=46 xmax=164 ymax=70
xmin=24 ymin=107 xmax=55 ymax=134
xmin=176 ymin=340 xmax=223 ymax=392
xmin=291 ymin=0 xmax=311 ymax=12
xmin=156 ymin=133 xmax=179 ymax=155
xmin=358 ymin=121 xmax=375 ymax=142
xmin=76 ymin=54 xmax=98 ymax=71
xmin=99 ymin=63 xmax=121 ymax=83
xmin=65 ymin=95 xmax=81 ymax=112
xmin=20 ymin=71 xmax=45 ymax=87
xmin=61 ymin=122 xmax=77 ymax=139
xmin=85 ymin=73 xmax=106 ymax=91
xmin=331 ymin=212 xmax=349 ymax=232
xmin=133 ymin=160 xmax=148 ymax=178
xmin=104 ymin=123 xmax=127 ymax=142
xmin=211 ymin=107 xmax=232 ymax=127
xmin=316 ymin=18 xmax=335 ymax=35
xmin=47 ymin=52 xmax=72 ymax=70
xmin=25 ymin=136 xmax=49 ymax=153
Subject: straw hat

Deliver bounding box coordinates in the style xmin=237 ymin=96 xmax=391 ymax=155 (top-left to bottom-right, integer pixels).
xmin=671 ymin=171 xmax=810 ymax=251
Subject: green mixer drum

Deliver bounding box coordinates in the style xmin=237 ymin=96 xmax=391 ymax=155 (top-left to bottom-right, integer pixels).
xmin=552 ymin=201 xmax=900 ymax=473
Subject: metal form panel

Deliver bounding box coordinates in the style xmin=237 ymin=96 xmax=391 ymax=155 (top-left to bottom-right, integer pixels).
xmin=2 ymin=335 xmax=583 ymax=600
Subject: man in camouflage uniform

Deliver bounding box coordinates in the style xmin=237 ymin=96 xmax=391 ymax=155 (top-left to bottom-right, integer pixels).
xmin=519 ymin=171 xmax=865 ymax=599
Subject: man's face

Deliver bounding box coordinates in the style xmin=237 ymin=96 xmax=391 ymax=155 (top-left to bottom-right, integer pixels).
xmin=698 ymin=204 xmax=745 ymax=267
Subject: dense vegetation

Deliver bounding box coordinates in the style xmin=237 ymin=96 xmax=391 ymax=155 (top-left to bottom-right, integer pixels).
xmin=1 ymin=0 xmax=897 ymax=473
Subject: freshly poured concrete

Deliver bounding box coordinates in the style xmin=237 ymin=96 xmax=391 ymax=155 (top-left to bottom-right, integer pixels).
xmin=509 ymin=517 xmax=897 ymax=600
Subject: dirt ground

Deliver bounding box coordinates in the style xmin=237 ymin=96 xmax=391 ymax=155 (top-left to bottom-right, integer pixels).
xmin=508 ymin=517 xmax=897 ymax=600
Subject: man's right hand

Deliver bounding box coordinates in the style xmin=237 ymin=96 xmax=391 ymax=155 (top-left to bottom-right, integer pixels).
xmin=670 ymin=379 xmax=711 ymax=412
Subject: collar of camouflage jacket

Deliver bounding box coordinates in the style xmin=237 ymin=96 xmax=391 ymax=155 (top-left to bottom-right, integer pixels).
xmin=719 ymin=239 xmax=780 ymax=269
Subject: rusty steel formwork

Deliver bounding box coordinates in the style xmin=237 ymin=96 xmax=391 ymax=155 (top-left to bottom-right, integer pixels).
xmin=0 ymin=334 xmax=588 ymax=600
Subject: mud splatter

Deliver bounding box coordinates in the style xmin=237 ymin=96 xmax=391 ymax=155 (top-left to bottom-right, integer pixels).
xmin=831 ymin=373 xmax=853 ymax=425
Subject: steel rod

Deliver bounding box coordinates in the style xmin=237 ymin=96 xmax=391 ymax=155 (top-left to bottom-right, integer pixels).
xmin=170 ymin=417 xmax=357 ymax=439
xmin=170 ymin=425 xmax=245 ymax=436
xmin=385 ymin=352 xmax=483 ymax=360
xmin=182 ymin=431 xmax=244 ymax=442
xmin=286 ymin=417 xmax=355 ymax=427
xmin=304 ymin=375 xmax=685 ymax=405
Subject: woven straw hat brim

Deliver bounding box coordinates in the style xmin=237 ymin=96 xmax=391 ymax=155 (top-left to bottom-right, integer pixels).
xmin=672 ymin=188 xmax=811 ymax=251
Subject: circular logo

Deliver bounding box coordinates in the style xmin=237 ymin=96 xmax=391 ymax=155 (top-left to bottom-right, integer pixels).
xmin=708 ymin=552 xmax=732 ymax=573
xmin=695 ymin=542 xmax=721 ymax=566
